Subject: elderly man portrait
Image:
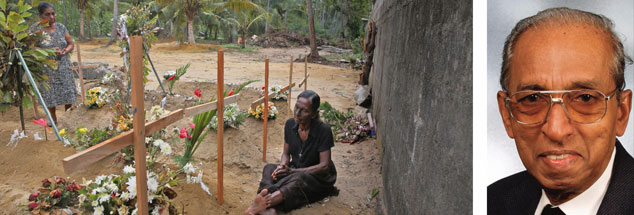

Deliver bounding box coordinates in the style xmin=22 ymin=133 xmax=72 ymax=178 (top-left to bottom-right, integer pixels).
xmin=488 ymin=7 xmax=634 ymax=215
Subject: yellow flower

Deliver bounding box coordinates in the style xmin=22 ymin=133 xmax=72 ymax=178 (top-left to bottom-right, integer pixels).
xmin=78 ymin=128 xmax=88 ymax=133
xmin=58 ymin=129 xmax=66 ymax=136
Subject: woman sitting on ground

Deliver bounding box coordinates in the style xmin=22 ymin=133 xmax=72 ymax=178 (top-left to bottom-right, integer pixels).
xmin=245 ymin=90 xmax=337 ymax=215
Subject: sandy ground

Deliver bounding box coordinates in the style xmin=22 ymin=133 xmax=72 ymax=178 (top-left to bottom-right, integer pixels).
xmin=0 ymin=40 xmax=382 ymax=214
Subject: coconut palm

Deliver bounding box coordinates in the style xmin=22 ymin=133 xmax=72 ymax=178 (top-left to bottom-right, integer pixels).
xmin=217 ymin=0 xmax=268 ymax=48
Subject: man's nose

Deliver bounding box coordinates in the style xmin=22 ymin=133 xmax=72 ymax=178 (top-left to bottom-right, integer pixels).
xmin=541 ymin=103 xmax=574 ymax=143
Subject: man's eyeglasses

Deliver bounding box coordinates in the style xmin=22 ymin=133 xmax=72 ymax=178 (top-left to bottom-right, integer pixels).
xmin=504 ymin=89 xmax=617 ymax=125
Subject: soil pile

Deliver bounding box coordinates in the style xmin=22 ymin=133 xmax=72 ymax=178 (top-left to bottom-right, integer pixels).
xmin=250 ymin=31 xmax=326 ymax=48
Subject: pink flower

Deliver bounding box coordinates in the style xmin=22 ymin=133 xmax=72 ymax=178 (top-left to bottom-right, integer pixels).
xmin=180 ymin=128 xmax=188 ymax=139
xmin=227 ymin=90 xmax=235 ymax=96
xmin=66 ymin=183 xmax=81 ymax=192
xmin=28 ymin=192 xmax=39 ymax=201
xmin=168 ymin=75 xmax=176 ymax=81
xmin=50 ymin=189 xmax=61 ymax=198
xmin=55 ymin=177 xmax=66 ymax=185
xmin=189 ymin=122 xmax=195 ymax=129
xmin=28 ymin=202 xmax=38 ymax=210
xmin=33 ymin=118 xmax=46 ymax=127
xmin=41 ymin=179 xmax=51 ymax=187
xmin=194 ymin=89 xmax=202 ymax=98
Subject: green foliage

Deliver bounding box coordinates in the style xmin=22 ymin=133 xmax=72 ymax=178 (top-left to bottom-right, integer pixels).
xmin=0 ymin=0 xmax=58 ymax=109
xmin=117 ymin=3 xmax=158 ymax=83
xmin=167 ymin=63 xmax=189 ymax=94
xmin=319 ymin=101 xmax=353 ymax=133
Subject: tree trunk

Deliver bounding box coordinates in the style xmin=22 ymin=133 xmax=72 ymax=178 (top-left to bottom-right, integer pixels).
xmin=306 ymin=0 xmax=319 ymax=57
xmin=62 ymin=0 xmax=67 ymax=27
xmin=187 ymin=18 xmax=195 ymax=44
xmin=87 ymin=19 xmax=93 ymax=40
xmin=79 ymin=8 xmax=85 ymax=41
xmin=106 ymin=0 xmax=118 ymax=46
xmin=241 ymin=29 xmax=247 ymax=48
xmin=265 ymin=0 xmax=270 ymax=33
xmin=213 ymin=26 xmax=218 ymax=40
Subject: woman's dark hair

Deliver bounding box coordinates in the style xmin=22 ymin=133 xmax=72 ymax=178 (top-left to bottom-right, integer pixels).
xmin=37 ymin=2 xmax=55 ymax=15
xmin=297 ymin=90 xmax=320 ymax=118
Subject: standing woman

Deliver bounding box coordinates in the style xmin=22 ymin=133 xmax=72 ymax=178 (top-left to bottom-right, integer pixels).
xmin=33 ymin=2 xmax=75 ymax=125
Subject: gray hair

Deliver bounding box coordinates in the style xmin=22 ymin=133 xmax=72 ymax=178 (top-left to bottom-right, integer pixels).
xmin=501 ymin=7 xmax=631 ymax=99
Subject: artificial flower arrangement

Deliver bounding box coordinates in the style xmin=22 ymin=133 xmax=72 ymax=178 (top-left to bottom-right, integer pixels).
xmin=77 ymin=164 xmax=186 ymax=215
xmin=209 ymin=103 xmax=247 ymax=130
xmin=149 ymin=105 xmax=171 ymax=121
xmin=22 ymin=177 xmax=82 ymax=214
xmin=167 ymin=64 xmax=190 ymax=94
xmin=101 ymin=73 xmax=115 ymax=84
xmin=86 ymin=87 xmax=109 ymax=109
xmin=259 ymin=85 xmax=288 ymax=100
xmin=335 ymin=114 xmax=372 ymax=143
xmin=248 ymin=101 xmax=278 ymax=120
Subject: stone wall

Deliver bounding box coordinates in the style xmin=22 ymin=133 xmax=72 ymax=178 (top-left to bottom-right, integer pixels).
xmin=370 ymin=0 xmax=472 ymax=214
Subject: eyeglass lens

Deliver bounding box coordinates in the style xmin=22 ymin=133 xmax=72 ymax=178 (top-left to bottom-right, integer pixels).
xmin=508 ymin=90 xmax=607 ymax=124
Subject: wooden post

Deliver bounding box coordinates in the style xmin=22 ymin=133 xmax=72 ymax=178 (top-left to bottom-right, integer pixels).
xmin=76 ymin=42 xmax=86 ymax=104
xmin=304 ymin=55 xmax=308 ymax=91
xmin=217 ymin=50 xmax=224 ymax=205
xmin=288 ymin=56 xmax=293 ymax=120
xmin=129 ymin=36 xmax=149 ymax=214
xmin=263 ymin=58 xmax=269 ymax=161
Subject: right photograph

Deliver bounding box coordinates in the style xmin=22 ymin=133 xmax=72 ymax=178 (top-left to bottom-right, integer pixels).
xmin=487 ymin=1 xmax=634 ymax=214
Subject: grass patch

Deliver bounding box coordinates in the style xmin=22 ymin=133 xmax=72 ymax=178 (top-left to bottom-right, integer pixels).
xmin=219 ymin=43 xmax=260 ymax=53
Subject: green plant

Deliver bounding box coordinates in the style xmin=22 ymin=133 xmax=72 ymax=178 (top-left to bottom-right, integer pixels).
xmin=167 ymin=63 xmax=189 ymax=94
xmin=209 ymin=103 xmax=247 ymax=130
xmin=0 ymin=0 xmax=58 ymax=111
xmin=173 ymin=80 xmax=257 ymax=168
xmin=117 ymin=3 xmax=158 ymax=83
xmin=319 ymin=101 xmax=353 ymax=132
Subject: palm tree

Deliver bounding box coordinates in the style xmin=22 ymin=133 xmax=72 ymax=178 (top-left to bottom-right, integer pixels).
xmin=219 ymin=0 xmax=269 ymax=48
xmin=105 ymin=0 xmax=119 ymax=46
xmin=305 ymin=0 xmax=318 ymax=58
xmin=75 ymin=0 xmax=88 ymax=41
xmin=156 ymin=0 xmax=208 ymax=44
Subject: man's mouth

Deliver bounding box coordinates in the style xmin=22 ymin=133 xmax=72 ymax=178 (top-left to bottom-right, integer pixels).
xmin=539 ymin=151 xmax=579 ymax=169
xmin=545 ymin=154 xmax=571 ymax=160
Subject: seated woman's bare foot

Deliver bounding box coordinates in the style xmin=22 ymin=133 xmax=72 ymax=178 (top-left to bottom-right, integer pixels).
xmin=260 ymin=208 xmax=276 ymax=215
xmin=245 ymin=189 xmax=269 ymax=215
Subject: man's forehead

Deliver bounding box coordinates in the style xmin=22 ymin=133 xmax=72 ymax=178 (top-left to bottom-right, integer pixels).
xmin=508 ymin=22 xmax=615 ymax=91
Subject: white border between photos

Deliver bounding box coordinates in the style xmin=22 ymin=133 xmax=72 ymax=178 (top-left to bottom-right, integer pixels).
xmin=473 ymin=0 xmax=487 ymax=214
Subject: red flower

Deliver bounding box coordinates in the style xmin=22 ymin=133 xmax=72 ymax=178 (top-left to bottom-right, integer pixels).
xmin=66 ymin=183 xmax=81 ymax=192
xmin=33 ymin=118 xmax=46 ymax=127
xmin=28 ymin=192 xmax=39 ymax=201
xmin=261 ymin=86 xmax=266 ymax=90
xmin=227 ymin=90 xmax=235 ymax=96
xmin=28 ymin=202 xmax=38 ymax=210
xmin=168 ymin=75 xmax=176 ymax=81
xmin=111 ymin=192 xmax=116 ymax=199
xmin=180 ymin=128 xmax=188 ymax=139
xmin=41 ymin=179 xmax=51 ymax=187
xmin=55 ymin=177 xmax=66 ymax=185
xmin=50 ymin=189 xmax=61 ymax=198
xmin=194 ymin=88 xmax=202 ymax=98
xmin=189 ymin=122 xmax=195 ymax=129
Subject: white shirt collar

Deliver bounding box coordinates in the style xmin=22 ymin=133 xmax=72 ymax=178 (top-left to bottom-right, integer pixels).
xmin=534 ymin=146 xmax=616 ymax=215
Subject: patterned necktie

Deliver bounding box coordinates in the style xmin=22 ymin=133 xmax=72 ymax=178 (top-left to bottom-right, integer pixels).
xmin=541 ymin=204 xmax=566 ymax=215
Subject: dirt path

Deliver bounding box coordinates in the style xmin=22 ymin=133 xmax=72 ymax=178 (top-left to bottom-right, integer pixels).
xmin=0 ymin=40 xmax=382 ymax=214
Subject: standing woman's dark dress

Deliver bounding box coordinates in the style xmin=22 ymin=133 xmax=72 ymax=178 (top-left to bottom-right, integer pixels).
xmin=32 ymin=22 xmax=76 ymax=107
xmin=257 ymin=118 xmax=337 ymax=212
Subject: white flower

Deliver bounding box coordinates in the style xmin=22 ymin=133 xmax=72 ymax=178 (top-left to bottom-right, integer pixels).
xmin=105 ymin=182 xmax=118 ymax=193
xmin=93 ymin=205 xmax=104 ymax=215
xmin=130 ymin=208 xmax=138 ymax=215
xmin=160 ymin=143 xmax=172 ymax=155
xmin=148 ymin=193 xmax=156 ymax=203
xmin=147 ymin=177 xmax=159 ymax=193
xmin=151 ymin=206 xmax=161 ymax=215
xmin=126 ymin=176 xmax=137 ymax=196
xmin=95 ymin=175 xmax=106 ymax=185
xmin=120 ymin=192 xmax=131 ymax=201
xmin=118 ymin=206 xmax=128 ymax=215
xmin=97 ymin=193 xmax=110 ymax=203
xmin=78 ymin=194 xmax=86 ymax=203
xmin=145 ymin=137 xmax=152 ymax=144
xmin=92 ymin=200 xmax=99 ymax=207
xmin=123 ymin=165 xmax=135 ymax=174
xmin=92 ymin=187 xmax=107 ymax=195
xmin=183 ymin=162 xmax=197 ymax=174
xmin=153 ymin=139 xmax=166 ymax=147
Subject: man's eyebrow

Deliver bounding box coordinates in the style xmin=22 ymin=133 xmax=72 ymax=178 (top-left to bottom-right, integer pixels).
xmin=516 ymin=84 xmax=545 ymax=91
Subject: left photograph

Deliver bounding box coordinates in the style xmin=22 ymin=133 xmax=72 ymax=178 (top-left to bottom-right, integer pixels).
xmin=0 ymin=0 xmax=473 ymax=214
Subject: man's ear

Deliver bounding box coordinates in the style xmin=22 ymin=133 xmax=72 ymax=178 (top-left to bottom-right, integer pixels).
xmin=616 ymin=89 xmax=632 ymax=136
xmin=497 ymin=91 xmax=515 ymax=139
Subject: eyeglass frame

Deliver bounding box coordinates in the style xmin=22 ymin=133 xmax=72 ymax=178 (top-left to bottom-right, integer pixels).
xmin=504 ymin=89 xmax=618 ymax=125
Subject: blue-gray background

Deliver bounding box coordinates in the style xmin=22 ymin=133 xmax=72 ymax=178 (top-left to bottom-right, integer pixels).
xmin=487 ymin=0 xmax=634 ymax=185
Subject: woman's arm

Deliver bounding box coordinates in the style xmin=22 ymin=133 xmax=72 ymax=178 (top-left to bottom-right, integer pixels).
xmin=275 ymin=150 xmax=331 ymax=178
xmin=59 ymin=33 xmax=74 ymax=55
xmin=280 ymin=142 xmax=290 ymax=166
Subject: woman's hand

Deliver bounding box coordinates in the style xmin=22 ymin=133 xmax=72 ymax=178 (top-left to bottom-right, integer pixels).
xmin=54 ymin=48 xmax=68 ymax=56
xmin=272 ymin=164 xmax=293 ymax=181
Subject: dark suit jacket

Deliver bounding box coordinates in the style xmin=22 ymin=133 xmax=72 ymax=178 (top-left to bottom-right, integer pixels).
xmin=488 ymin=140 xmax=634 ymax=215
